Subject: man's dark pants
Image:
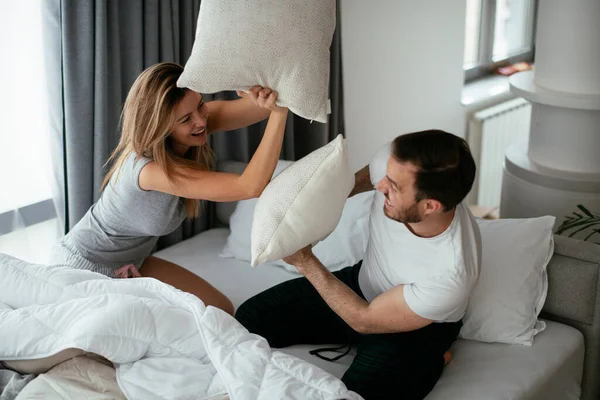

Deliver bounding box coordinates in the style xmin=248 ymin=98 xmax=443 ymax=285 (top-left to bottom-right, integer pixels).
xmin=235 ymin=262 xmax=462 ymax=400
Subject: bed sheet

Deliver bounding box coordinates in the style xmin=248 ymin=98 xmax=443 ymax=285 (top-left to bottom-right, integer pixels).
xmin=154 ymin=228 xmax=584 ymax=400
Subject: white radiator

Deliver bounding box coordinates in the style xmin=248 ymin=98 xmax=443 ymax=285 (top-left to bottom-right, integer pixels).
xmin=467 ymin=97 xmax=531 ymax=207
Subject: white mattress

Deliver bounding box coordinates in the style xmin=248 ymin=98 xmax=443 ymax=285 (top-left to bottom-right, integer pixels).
xmin=154 ymin=228 xmax=585 ymax=400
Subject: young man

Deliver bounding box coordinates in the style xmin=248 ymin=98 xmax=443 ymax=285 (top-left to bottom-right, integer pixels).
xmin=235 ymin=130 xmax=482 ymax=400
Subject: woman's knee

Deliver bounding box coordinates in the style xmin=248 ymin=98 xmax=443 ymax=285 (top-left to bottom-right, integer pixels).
xmin=211 ymin=293 xmax=234 ymax=316
xmin=139 ymin=256 xmax=234 ymax=315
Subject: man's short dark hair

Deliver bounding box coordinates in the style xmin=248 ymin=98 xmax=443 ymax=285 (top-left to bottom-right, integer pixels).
xmin=391 ymin=130 xmax=476 ymax=211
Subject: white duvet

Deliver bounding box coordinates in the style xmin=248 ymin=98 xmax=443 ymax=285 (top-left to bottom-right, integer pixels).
xmin=0 ymin=255 xmax=362 ymax=400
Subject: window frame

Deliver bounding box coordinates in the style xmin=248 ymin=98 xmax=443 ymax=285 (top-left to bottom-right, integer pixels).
xmin=464 ymin=0 xmax=538 ymax=82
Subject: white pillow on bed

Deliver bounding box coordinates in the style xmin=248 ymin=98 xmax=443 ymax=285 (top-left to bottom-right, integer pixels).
xmin=460 ymin=216 xmax=556 ymax=346
xmin=221 ymin=190 xmax=373 ymax=273
xmin=178 ymin=0 xmax=336 ymax=123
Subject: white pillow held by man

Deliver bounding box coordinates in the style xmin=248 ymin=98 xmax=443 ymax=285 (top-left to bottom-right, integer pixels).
xmin=251 ymin=134 xmax=353 ymax=266
xmin=220 ymin=180 xmax=373 ymax=272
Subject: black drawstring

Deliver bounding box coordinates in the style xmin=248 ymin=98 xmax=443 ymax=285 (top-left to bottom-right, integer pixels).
xmin=309 ymin=336 xmax=353 ymax=362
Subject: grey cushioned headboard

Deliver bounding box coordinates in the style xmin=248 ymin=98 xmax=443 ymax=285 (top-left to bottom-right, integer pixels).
xmin=542 ymin=234 xmax=600 ymax=400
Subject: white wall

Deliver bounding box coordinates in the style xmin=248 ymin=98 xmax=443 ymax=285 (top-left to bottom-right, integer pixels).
xmin=341 ymin=1 xmax=467 ymax=171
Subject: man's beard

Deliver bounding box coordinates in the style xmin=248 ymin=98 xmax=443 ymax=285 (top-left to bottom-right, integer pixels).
xmin=384 ymin=199 xmax=423 ymax=223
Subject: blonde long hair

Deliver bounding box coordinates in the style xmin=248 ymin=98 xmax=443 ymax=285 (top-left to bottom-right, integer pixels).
xmin=101 ymin=62 xmax=213 ymax=218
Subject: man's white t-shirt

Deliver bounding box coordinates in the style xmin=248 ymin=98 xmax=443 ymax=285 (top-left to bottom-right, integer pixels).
xmin=358 ymin=143 xmax=482 ymax=323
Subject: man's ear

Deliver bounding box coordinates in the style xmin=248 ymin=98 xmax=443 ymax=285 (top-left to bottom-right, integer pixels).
xmin=423 ymin=199 xmax=443 ymax=215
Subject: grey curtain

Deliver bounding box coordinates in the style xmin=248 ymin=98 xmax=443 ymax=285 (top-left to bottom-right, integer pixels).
xmin=49 ymin=0 xmax=344 ymax=249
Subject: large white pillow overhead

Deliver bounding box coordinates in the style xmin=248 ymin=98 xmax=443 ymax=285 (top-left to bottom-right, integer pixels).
xmin=460 ymin=216 xmax=556 ymax=345
xmin=251 ymin=135 xmax=354 ymax=266
xmin=178 ymin=0 xmax=336 ymax=123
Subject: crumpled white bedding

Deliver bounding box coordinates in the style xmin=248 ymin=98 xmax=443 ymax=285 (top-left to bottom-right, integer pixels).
xmin=0 ymin=254 xmax=362 ymax=400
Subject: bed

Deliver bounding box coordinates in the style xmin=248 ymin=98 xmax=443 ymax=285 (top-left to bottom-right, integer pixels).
xmin=153 ymin=227 xmax=589 ymax=400
xmin=4 ymin=225 xmax=592 ymax=400
xmin=5 ymin=166 xmax=600 ymax=400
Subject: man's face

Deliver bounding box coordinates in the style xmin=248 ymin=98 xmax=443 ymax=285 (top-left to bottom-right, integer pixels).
xmin=375 ymin=157 xmax=424 ymax=223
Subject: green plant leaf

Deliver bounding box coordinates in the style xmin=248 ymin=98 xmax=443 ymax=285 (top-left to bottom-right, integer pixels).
xmin=577 ymin=204 xmax=595 ymax=217
xmin=558 ymin=220 xmax=600 ymax=235
xmin=561 ymin=216 xmax=600 ymax=228
xmin=584 ymin=229 xmax=600 ymax=241
xmin=568 ymin=222 xmax=600 ymax=238
xmin=560 ymin=205 xmax=600 ymax=243
xmin=567 ymin=213 xmax=584 ymax=220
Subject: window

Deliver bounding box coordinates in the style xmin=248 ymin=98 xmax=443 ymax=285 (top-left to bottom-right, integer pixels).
xmin=0 ymin=1 xmax=56 ymax=234
xmin=464 ymin=0 xmax=537 ymax=81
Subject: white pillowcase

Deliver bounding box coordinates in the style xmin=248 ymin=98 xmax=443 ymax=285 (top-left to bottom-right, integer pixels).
xmin=460 ymin=216 xmax=556 ymax=346
xmin=250 ymin=135 xmax=354 ymax=266
xmin=178 ymin=0 xmax=336 ymax=123
xmin=221 ymin=190 xmax=373 ymax=273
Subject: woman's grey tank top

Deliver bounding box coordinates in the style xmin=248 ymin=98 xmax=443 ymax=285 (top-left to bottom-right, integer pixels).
xmin=61 ymin=153 xmax=187 ymax=267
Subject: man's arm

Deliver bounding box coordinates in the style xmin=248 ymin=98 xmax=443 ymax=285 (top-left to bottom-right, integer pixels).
xmin=349 ymin=165 xmax=374 ymax=198
xmin=283 ymin=247 xmax=432 ymax=334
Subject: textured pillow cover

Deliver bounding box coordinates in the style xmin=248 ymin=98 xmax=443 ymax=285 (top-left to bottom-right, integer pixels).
xmin=251 ymin=134 xmax=354 ymax=266
xmin=178 ymin=0 xmax=336 ymax=122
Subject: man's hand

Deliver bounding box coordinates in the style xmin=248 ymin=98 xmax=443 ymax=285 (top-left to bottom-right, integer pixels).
xmin=283 ymin=245 xmax=316 ymax=273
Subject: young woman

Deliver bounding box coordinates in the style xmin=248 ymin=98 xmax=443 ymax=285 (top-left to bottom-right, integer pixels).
xmin=50 ymin=62 xmax=289 ymax=315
